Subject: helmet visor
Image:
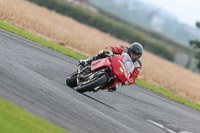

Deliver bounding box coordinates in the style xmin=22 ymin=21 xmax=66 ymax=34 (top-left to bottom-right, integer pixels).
xmin=130 ymin=52 xmax=139 ymax=60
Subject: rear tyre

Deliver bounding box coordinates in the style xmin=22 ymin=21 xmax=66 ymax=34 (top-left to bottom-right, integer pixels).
xmin=66 ymin=73 xmax=77 ymax=87
xmin=76 ymin=74 xmax=108 ymax=93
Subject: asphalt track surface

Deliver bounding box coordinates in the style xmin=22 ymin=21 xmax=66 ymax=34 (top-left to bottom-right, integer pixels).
xmin=0 ymin=28 xmax=200 ymax=133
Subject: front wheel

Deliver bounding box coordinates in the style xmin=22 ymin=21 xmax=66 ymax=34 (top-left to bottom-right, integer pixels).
xmin=76 ymin=74 xmax=108 ymax=93
xmin=66 ymin=73 xmax=77 ymax=87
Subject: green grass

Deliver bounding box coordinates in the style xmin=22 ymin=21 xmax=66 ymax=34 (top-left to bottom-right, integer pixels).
xmin=0 ymin=97 xmax=70 ymax=133
xmin=0 ymin=19 xmax=200 ymax=133
xmin=0 ymin=20 xmax=87 ymax=60
xmin=135 ymin=78 xmax=200 ymax=110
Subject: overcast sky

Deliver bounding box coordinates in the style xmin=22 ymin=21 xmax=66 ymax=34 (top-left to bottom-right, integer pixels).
xmin=139 ymin=0 xmax=200 ymax=27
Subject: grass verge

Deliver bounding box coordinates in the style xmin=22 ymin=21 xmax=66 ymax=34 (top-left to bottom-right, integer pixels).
xmin=1 ymin=19 xmax=200 ymax=114
xmin=0 ymin=20 xmax=87 ymax=60
xmin=0 ymin=97 xmax=70 ymax=133
xmin=135 ymin=78 xmax=200 ymax=110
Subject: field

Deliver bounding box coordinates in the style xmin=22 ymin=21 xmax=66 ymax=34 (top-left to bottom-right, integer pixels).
xmin=0 ymin=0 xmax=200 ymax=102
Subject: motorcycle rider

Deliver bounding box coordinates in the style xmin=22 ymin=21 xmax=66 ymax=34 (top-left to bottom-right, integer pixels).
xmin=79 ymin=42 xmax=143 ymax=92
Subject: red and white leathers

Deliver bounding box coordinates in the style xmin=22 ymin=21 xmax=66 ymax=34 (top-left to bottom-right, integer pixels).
xmin=106 ymin=45 xmax=142 ymax=84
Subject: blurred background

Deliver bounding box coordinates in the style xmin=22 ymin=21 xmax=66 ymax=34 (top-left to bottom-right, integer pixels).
xmin=89 ymin=0 xmax=200 ymax=72
xmin=60 ymin=0 xmax=200 ymax=73
xmin=27 ymin=0 xmax=200 ymax=73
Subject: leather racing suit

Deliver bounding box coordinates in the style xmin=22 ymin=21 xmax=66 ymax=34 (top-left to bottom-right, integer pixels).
xmin=106 ymin=45 xmax=142 ymax=84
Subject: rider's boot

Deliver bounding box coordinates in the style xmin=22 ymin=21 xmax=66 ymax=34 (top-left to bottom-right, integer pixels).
xmin=79 ymin=55 xmax=99 ymax=66
xmin=108 ymin=86 xmax=117 ymax=92
xmin=79 ymin=57 xmax=94 ymax=66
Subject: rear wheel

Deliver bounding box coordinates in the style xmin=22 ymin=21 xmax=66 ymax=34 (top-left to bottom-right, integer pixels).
xmin=66 ymin=73 xmax=77 ymax=87
xmin=76 ymin=74 xmax=108 ymax=93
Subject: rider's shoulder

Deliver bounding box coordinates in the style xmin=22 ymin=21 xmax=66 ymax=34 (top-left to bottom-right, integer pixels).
xmin=133 ymin=59 xmax=142 ymax=67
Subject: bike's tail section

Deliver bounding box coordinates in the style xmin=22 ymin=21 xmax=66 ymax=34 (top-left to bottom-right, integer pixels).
xmin=91 ymin=57 xmax=111 ymax=71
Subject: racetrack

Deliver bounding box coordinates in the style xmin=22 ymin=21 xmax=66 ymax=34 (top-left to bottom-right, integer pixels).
xmin=0 ymin=28 xmax=200 ymax=133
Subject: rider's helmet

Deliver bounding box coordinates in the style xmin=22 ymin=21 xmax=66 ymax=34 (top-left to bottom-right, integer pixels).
xmin=128 ymin=42 xmax=143 ymax=62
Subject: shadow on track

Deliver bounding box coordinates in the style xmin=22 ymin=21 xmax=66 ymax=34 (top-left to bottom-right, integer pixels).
xmin=83 ymin=94 xmax=118 ymax=111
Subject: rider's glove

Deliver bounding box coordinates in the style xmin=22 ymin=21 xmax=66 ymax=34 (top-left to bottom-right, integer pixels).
xmin=98 ymin=50 xmax=104 ymax=55
xmin=104 ymin=49 xmax=113 ymax=56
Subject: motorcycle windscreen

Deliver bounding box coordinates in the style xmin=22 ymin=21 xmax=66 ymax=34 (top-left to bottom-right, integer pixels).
xmin=122 ymin=53 xmax=134 ymax=73
xmin=110 ymin=56 xmax=130 ymax=83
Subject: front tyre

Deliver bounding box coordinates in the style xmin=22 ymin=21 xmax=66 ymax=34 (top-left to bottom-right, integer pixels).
xmin=66 ymin=73 xmax=77 ymax=87
xmin=76 ymin=74 xmax=108 ymax=93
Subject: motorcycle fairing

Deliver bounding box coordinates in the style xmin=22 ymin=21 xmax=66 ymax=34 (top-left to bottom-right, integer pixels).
xmin=91 ymin=58 xmax=111 ymax=71
xmin=110 ymin=56 xmax=130 ymax=83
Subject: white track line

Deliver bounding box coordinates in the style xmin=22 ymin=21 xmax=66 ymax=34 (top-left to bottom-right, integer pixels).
xmin=147 ymin=120 xmax=193 ymax=133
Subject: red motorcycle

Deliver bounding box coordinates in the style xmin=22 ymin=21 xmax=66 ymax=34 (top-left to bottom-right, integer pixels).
xmin=66 ymin=53 xmax=133 ymax=93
